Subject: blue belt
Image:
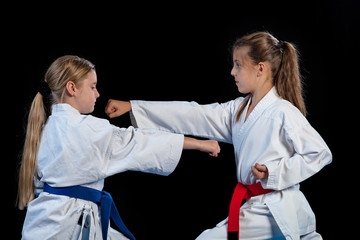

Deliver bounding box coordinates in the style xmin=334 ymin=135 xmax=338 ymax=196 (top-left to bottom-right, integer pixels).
xmin=43 ymin=183 xmax=135 ymax=240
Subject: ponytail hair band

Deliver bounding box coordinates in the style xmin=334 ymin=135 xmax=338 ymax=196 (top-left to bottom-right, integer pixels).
xmin=277 ymin=40 xmax=284 ymax=54
xmin=38 ymin=80 xmax=52 ymax=97
xmin=274 ymin=40 xmax=284 ymax=80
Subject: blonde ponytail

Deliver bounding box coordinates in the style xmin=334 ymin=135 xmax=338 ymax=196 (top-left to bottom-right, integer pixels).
xmin=18 ymin=55 xmax=95 ymax=209
xmin=18 ymin=92 xmax=47 ymax=209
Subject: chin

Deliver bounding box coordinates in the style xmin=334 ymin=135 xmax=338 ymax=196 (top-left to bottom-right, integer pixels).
xmin=88 ymin=107 xmax=95 ymax=114
xmin=237 ymin=86 xmax=250 ymax=95
xmin=81 ymin=107 xmax=95 ymax=115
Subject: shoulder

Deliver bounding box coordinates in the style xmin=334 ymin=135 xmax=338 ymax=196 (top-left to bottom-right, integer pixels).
xmin=220 ymin=96 xmax=247 ymax=112
xmin=265 ymin=99 xmax=309 ymax=131
xmin=82 ymin=115 xmax=113 ymax=132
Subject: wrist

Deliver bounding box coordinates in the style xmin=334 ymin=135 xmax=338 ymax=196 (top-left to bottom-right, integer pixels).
xmin=183 ymin=137 xmax=201 ymax=150
xmin=126 ymin=101 xmax=132 ymax=113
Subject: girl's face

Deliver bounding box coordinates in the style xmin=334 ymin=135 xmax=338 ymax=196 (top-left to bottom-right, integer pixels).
xmin=74 ymin=70 xmax=100 ymax=114
xmin=231 ymin=47 xmax=259 ymax=94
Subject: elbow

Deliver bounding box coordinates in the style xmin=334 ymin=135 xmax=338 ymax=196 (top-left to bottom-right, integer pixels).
xmin=325 ymin=147 xmax=333 ymax=165
xmin=318 ymin=146 xmax=333 ymax=168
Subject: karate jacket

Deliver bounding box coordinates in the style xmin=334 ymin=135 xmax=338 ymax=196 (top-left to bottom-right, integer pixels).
xmin=21 ymin=104 xmax=184 ymax=239
xmin=130 ymin=87 xmax=332 ymax=240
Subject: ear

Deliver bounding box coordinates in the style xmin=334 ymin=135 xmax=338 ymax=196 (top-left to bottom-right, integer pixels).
xmin=65 ymin=81 xmax=77 ymax=97
xmin=258 ymin=62 xmax=266 ymax=72
xmin=257 ymin=62 xmax=267 ymax=77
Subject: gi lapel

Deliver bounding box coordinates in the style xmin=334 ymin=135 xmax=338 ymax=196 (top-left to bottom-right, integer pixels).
xmin=233 ymin=87 xmax=280 ymax=180
xmin=237 ymin=87 xmax=279 ymax=140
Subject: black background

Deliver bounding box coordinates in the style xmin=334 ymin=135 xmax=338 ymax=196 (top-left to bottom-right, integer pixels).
xmin=6 ymin=1 xmax=358 ymax=239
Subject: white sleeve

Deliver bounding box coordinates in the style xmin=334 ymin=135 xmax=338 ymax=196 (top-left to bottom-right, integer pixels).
xmin=85 ymin=116 xmax=184 ymax=178
xmin=261 ymin=123 xmax=332 ymax=190
xmin=130 ymin=98 xmax=244 ymax=143
xmin=38 ymin=115 xmax=184 ymax=186
xmin=102 ymin=126 xmax=184 ymax=177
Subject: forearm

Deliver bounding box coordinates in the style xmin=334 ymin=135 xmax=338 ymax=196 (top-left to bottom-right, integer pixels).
xmin=183 ymin=136 xmax=202 ymax=150
xmin=130 ymin=100 xmax=236 ymax=143
xmin=106 ymin=126 xmax=184 ymax=177
xmin=105 ymin=100 xmax=220 ymax=157
xmin=107 ymin=99 xmax=236 ymax=143
xmin=261 ymin=125 xmax=332 ymax=190
xmin=183 ymin=137 xmax=220 ymax=157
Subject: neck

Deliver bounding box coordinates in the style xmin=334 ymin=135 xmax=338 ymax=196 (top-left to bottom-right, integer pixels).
xmin=245 ymin=83 xmax=273 ymax=121
xmin=250 ymin=82 xmax=273 ymax=107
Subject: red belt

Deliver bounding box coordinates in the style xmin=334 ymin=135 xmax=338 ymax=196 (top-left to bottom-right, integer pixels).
xmin=227 ymin=182 xmax=274 ymax=240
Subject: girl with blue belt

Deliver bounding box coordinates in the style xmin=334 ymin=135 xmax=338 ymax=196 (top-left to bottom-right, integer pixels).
xmin=18 ymin=55 xmax=220 ymax=239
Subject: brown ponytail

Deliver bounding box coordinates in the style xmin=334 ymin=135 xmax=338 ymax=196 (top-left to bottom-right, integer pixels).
xmin=275 ymin=41 xmax=306 ymax=116
xmin=233 ymin=32 xmax=306 ymax=122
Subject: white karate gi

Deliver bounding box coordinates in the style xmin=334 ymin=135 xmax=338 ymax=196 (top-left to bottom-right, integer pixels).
xmin=21 ymin=104 xmax=184 ymax=240
xmin=130 ymin=87 xmax=332 ymax=240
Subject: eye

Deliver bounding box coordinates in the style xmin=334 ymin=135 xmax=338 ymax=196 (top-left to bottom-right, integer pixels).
xmin=233 ymin=60 xmax=241 ymax=68
xmin=234 ymin=62 xmax=241 ymax=68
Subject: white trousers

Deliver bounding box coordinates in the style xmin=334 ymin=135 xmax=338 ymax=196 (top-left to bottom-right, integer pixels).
xmin=196 ymin=224 xmax=322 ymax=240
xmin=195 ymin=197 xmax=322 ymax=240
xmin=195 ymin=205 xmax=284 ymax=240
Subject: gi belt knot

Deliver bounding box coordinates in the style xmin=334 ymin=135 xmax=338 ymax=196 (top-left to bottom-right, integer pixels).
xmin=43 ymin=183 xmax=135 ymax=240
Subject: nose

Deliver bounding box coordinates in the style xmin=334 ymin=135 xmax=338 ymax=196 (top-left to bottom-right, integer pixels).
xmin=95 ymin=89 xmax=100 ymax=99
xmin=231 ymin=67 xmax=236 ymax=77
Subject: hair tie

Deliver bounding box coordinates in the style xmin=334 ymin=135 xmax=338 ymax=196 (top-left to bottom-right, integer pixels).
xmin=38 ymin=80 xmax=53 ymax=117
xmin=38 ymin=80 xmax=52 ymax=97
xmin=274 ymin=40 xmax=284 ymax=81
xmin=277 ymin=40 xmax=284 ymax=53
